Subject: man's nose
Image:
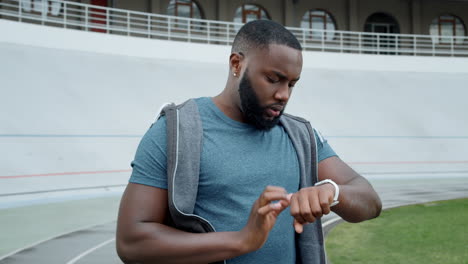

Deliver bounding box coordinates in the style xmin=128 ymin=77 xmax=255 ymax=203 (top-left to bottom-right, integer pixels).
xmin=274 ymin=84 xmax=290 ymax=102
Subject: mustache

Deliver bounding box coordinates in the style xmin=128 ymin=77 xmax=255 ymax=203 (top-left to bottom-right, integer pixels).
xmin=265 ymin=103 xmax=286 ymax=111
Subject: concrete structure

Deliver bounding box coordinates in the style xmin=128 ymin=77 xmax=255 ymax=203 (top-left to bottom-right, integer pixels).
xmin=2 ymin=0 xmax=467 ymax=57
xmin=103 ymin=0 xmax=468 ymax=35
xmin=2 ymin=0 xmax=467 ymax=35
xmin=1 ymin=18 xmax=468 ymax=203
xmin=1 ymin=8 xmax=468 ymax=263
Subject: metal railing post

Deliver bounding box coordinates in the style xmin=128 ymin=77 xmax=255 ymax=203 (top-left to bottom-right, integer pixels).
xmin=19 ymin=0 xmax=22 ymax=22
xmin=395 ymin=35 xmax=398 ymax=55
xmin=168 ymin=17 xmax=171 ymax=40
xmin=413 ymin=36 xmax=417 ymax=56
xmin=42 ymin=0 xmax=46 ymax=25
xmin=358 ymin=33 xmax=362 ymax=54
xmin=321 ymin=31 xmax=324 ymax=51
xmin=85 ymin=5 xmax=88 ymax=31
xmin=207 ymin=21 xmax=211 ymax=44
xmin=432 ymin=36 xmax=435 ymax=56
xmin=147 ymin=14 xmax=151 ymax=38
xmin=187 ymin=19 xmax=191 ymax=42
xmin=377 ymin=34 xmax=380 ymax=54
xmin=127 ymin=11 xmax=130 ymax=36
xmin=450 ymin=37 xmax=454 ymax=57
xmin=63 ymin=1 xmax=67 ymax=28
xmin=302 ymin=29 xmax=306 ymax=49
xmin=106 ymin=8 xmax=109 ymax=34
xmin=340 ymin=32 xmax=343 ymax=53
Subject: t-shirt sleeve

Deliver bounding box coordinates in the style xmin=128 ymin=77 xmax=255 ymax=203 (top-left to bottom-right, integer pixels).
xmin=129 ymin=116 xmax=168 ymax=189
xmin=314 ymin=128 xmax=338 ymax=162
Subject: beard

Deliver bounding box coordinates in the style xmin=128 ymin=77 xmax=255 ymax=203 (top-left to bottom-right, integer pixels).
xmin=238 ymin=70 xmax=284 ymax=131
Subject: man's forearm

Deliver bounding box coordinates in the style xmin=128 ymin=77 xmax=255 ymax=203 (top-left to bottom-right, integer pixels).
xmin=117 ymin=185 xmax=290 ymax=263
xmin=333 ymin=176 xmax=382 ymax=223
xmin=117 ymin=222 xmax=246 ymax=264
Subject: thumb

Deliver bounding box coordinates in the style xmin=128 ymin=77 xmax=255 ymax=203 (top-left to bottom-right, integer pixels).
xmin=293 ymin=219 xmax=304 ymax=234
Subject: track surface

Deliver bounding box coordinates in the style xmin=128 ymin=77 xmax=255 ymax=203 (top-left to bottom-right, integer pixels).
xmin=1 ymin=174 xmax=467 ymax=264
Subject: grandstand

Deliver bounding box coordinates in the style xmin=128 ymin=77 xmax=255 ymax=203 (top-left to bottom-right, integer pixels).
xmin=1 ymin=0 xmax=468 ymax=55
xmin=1 ymin=0 xmax=468 ymax=263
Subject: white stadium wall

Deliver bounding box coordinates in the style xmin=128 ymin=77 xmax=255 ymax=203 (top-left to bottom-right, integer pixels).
xmin=1 ymin=19 xmax=468 ymax=204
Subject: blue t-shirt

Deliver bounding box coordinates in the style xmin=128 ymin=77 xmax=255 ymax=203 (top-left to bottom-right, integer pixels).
xmin=130 ymin=97 xmax=337 ymax=263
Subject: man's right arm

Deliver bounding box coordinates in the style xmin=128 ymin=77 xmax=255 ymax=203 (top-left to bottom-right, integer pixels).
xmin=116 ymin=183 xmax=290 ymax=264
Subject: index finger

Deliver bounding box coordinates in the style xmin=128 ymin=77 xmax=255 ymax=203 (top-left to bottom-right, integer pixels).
xmin=263 ymin=185 xmax=288 ymax=193
xmin=259 ymin=191 xmax=289 ymax=206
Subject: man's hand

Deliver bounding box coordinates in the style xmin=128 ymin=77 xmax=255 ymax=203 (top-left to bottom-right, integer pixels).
xmin=289 ymin=184 xmax=335 ymax=233
xmin=239 ymin=186 xmax=290 ymax=251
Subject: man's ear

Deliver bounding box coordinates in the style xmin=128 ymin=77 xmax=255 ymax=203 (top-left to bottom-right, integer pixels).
xmin=229 ymin=52 xmax=244 ymax=76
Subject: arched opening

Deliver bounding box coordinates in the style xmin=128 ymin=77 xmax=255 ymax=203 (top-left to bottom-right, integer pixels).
xmin=430 ymin=15 xmax=466 ymax=44
xmin=167 ymin=0 xmax=204 ymax=30
xmin=363 ymin=13 xmax=400 ymax=54
xmin=300 ymin=9 xmax=337 ymax=41
xmin=167 ymin=0 xmax=203 ymax=19
xmin=233 ymin=4 xmax=270 ymax=24
xmin=364 ymin=12 xmax=400 ymax=34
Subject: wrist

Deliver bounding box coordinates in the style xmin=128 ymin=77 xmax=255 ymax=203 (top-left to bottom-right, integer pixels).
xmin=315 ymin=179 xmax=340 ymax=206
xmin=237 ymin=226 xmax=266 ymax=254
xmin=234 ymin=229 xmax=254 ymax=255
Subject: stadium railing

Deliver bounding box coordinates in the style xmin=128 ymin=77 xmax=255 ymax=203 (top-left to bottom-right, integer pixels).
xmin=1 ymin=0 xmax=467 ymax=57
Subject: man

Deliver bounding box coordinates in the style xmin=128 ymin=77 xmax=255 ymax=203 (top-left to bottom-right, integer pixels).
xmin=116 ymin=20 xmax=381 ymax=264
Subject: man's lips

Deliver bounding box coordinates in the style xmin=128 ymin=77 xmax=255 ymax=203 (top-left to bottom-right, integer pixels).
xmin=266 ymin=105 xmax=284 ymax=117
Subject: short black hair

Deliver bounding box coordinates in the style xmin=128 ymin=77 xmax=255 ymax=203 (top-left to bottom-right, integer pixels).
xmin=231 ymin=20 xmax=302 ymax=54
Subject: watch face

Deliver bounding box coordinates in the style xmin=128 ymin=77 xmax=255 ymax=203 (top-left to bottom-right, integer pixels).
xmin=315 ymin=180 xmax=339 ymax=206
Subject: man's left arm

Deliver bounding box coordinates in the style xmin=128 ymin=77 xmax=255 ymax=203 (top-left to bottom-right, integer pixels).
xmin=289 ymin=156 xmax=382 ymax=233
xmin=318 ymin=156 xmax=382 ymax=222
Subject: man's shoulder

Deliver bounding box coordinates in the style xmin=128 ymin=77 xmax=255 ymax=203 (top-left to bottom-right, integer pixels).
xmin=159 ymin=98 xmax=204 ymax=117
xmin=279 ymin=113 xmax=314 ymax=142
xmin=168 ymin=97 xmax=209 ymax=112
xmin=176 ymin=97 xmax=207 ymax=105
xmin=281 ymin=112 xmax=310 ymax=124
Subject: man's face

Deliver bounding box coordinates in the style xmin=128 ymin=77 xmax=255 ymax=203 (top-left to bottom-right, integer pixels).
xmin=238 ymin=68 xmax=283 ymax=130
xmin=237 ymin=44 xmax=303 ymax=130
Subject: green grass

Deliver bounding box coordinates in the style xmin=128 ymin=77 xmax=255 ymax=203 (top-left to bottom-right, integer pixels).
xmin=0 ymin=196 xmax=121 ymax=257
xmin=326 ymin=198 xmax=468 ymax=264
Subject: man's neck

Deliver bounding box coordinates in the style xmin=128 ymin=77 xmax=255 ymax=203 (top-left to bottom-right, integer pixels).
xmin=212 ymin=90 xmax=245 ymax=123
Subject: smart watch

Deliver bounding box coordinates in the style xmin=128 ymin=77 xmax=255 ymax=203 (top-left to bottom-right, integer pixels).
xmin=314 ymin=179 xmax=340 ymax=207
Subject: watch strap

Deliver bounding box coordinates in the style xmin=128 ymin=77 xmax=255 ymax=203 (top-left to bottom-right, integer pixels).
xmin=314 ymin=179 xmax=340 ymax=207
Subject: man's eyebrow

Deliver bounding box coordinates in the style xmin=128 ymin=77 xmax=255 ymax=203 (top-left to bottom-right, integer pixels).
xmin=273 ymin=71 xmax=300 ymax=82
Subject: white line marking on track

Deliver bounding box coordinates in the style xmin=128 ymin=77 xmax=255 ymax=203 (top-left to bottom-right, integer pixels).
xmin=322 ymin=217 xmax=343 ymax=228
xmin=0 ymin=220 xmax=115 ymax=261
xmin=65 ymin=237 xmax=116 ymax=264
